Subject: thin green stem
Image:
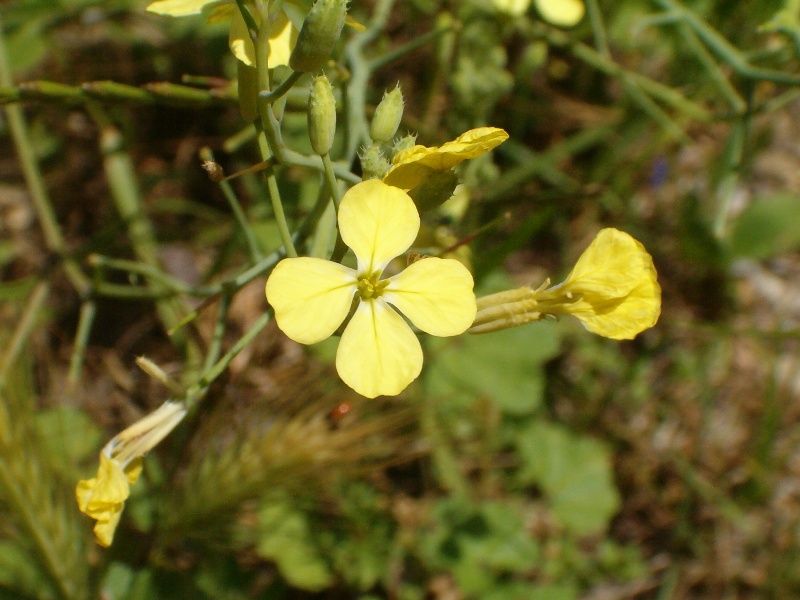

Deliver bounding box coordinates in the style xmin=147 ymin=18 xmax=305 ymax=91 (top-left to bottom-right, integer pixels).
xmin=200 ymin=148 xmax=264 ymax=262
xmin=260 ymin=71 xmax=303 ymax=104
xmin=89 ymin=255 xmax=216 ymax=296
xmin=367 ymin=22 xmax=453 ymax=72
xmin=585 ymin=0 xmax=610 ymax=57
xmin=68 ymin=300 xmax=97 ymax=384
xmin=203 ymin=288 xmax=233 ymax=374
xmin=0 ymin=281 xmax=49 ymax=387
xmin=321 ymin=153 xmax=343 ymax=209
xmin=0 ymin=20 xmax=89 ymax=294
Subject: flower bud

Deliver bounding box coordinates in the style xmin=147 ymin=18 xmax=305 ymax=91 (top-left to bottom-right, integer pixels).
xmin=392 ymin=133 xmax=417 ymax=156
xmin=308 ymin=74 xmax=337 ymax=155
xmin=359 ymin=144 xmax=390 ymax=179
xmin=370 ymin=86 xmax=404 ymax=143
xmin=289 ymin=0 xmax=348 ymax=73
xmin=407 ymin=169 xmax=459 ymax=212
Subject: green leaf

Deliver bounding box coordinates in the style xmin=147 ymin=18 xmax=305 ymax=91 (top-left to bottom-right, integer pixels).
xmin=728 ymin=194 xmax=800 ymax=259
xmin=256 ymin=501 xmax=334 ymax=592
xmin=515 ymin=421 xmax=620 ymax=535
xmin=426 ymin=321 xmax=561 ymax=415
xmin=36 ymin=406 xmax=103 ymax=481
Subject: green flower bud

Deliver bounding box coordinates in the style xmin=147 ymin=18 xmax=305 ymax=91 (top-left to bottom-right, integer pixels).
xmin=392 ymin=133 xmax=417 ymax=156
xmin=308 ymin=74 xmax=337 ymax=155
xmin=359 ymin=144 xmax=390 ymax=180
xmin=407 ymin=169 xmax=460 ymax=212
xmin=370 ymin=86 xmax=404 ymax=143
xmin=289 ymin=0 xmax=348 ymax=73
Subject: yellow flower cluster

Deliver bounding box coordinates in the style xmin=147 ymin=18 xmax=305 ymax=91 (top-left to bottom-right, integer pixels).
xmin=471 ymin=228 xmax=661 ymax=340
xmin=76 ymin=400 xmax=187 ymax=546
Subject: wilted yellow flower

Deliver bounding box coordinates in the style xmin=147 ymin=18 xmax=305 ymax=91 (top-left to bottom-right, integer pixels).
xmin=265 ymin=180 xmax=476 ymax=398
xmin=146 ymin=0 xmax=298 ymax=67
xmin=534 ymin=0 xmax=585 ymax=27
xmin=76 ymin=400 xmax=187 ymax=546
xmin=382 ymin=127 xmax=509 ymax=191
xmin=76 ymin=454 xmax=142 ymax=547
xmin=471 ymin=228 xmax=660 ymax=340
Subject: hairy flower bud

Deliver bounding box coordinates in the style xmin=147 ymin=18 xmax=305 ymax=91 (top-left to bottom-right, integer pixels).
xmin=370 ymin=86 xmax=404 ymax=143
xmin=289 ymin=0 xmax=348 ymax=73
xmin=359 ymin=144 xmax=390 ymax=179
xmin=308 ymin=75 xmax=337 ymax=155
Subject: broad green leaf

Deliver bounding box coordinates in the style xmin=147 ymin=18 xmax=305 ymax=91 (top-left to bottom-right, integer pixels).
xmin=256 ymin=501 xmax=333 ymax=592
xmin=728 ymin=194 xmax=800 ymax=259
xmin=426 ymin=322 xmax=561 ymax=414
xmin=516 ymin=421 xmax=620 ymax=535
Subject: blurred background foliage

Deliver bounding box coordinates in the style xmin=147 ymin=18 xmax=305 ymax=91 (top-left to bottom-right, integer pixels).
xmin=3 ymin=0 xmax=800 ymax=598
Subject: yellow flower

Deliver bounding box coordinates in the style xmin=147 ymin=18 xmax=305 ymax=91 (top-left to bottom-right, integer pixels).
xmin=76 ymin=400 xmax=187 ymax=546
xmin=265 ymin=180 xmax=476 ymax=398
xmin=545 ymin=228 xmax=661 ymax=339
xmin=534 ymin=0 xmax=585 ymax=27
xmin=471 ymin=228 xmax=660 ymax=340
xmin=146 ymin=0 xmax=298 ymax=68
xmin=76 ymin=454 xmax=142 ymax=547
xmin=382 ymin=127 xmax=509 ymax=191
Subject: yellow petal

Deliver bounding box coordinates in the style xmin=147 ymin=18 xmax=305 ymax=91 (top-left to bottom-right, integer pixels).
xmin=229 ymin=8 xmax=297 ymax=67
xmin=338 ymin=180 xmax=420 ymax=273
xmin=93 ymin=511 xmax=122 ymax=548
xmin=266 ymin=257 xmax=357 ymax=344
xmin=336 ymin=300 xmax=423 ymax=398
xmin=146 ymin=0 xmax=215 ymax=16
xmin=383 ymin=127 xmax=509 ymax=190
xmin=493 ymin=0 xmax=531 ymax=16
xmin=559 ymin=228 xmax=660 ymax=340
xmin=384 ymin=257 xmax=476 ymax=336
xmin=534 ymin=0 xmax=585 ymax=27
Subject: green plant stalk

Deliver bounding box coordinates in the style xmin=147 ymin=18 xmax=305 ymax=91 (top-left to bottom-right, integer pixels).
xmin=0 ymin=281 xmax=49 ymax=387
xmin=343 ymin=0 xmax=397 ymax=161
xmin=252 ymin=3 xmax=298 ymax=258
xmin=540 ymin=25 xmax=712 ymax=122
xmin=367 ymin=21 xmax=453 ymax=72
xmin=713 ymin=105 xmax=749 ymax=238
xmin=652 ymin=0 xmax=800 ymax=86
xmin=621 ymin=75 xmax=691 ymax=143
xmin=90 ymin=255 xmax=216 ymax=296
xmin=674 ymin=23 xmax=746 ymax=114
xmin=0 ymin=20 xmax=89 ymax=294
xmin=585 ymin=0 xmax=610 ymax=57
xmin=260 ymin=70 xmax=303 ymax=104
xmin=200 ymin=148 xmax=264 ymax=262
xmin=203 ymin=287 xmax=233 ymax=374
xmin=92 ymin=111 xmax=191 ymax=340
xmin=67 ymin=300 xmax=96 ymax=384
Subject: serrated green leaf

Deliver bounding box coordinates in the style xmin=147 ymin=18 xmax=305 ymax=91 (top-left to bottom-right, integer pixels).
xmin=728 ymin=194 xmax=800 ymax=259
xmin=516 ymin=421 xmax=620 ymax=535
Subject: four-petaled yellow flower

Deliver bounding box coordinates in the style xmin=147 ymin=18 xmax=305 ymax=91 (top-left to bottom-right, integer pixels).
xmin=76 ymin=400 xmax=187 ymax=546
xmin=265 ymin=179 xmax=477 ymax=398
xmin=471 ymin=228 xmax=660 ymax=340
xmin=146 ymin=0 xmax=298 ymax=68
xmin=382 ymin=127 xmax=509 ymax=191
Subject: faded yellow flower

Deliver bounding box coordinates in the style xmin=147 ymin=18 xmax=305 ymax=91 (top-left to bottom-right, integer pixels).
xmin=382 ymin=127 xmax=509 ymax=191
xmin=534 ymin=0 xmax=585 ymax=27
xmin=76 ymin=400 xmax=187 ymax=546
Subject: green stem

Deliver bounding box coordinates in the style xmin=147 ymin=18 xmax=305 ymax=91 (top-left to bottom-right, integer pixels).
xmin=0 ymin=281 xmax=49 ymax=387
xmin=367 ymin=21 xmax=453 ymax=72
xmin=260 ymin=70 xmax=303 ymax=104
xmin=200 ymin=148 xmax=264 ymax=262
xmin=0 ymin=20 xmax=89 ymax=294
xmin=203 ymin=287 xmax=233 ymax=374
xmin=584 ymin=0 xmax=610 ymax=57
xmin=68 ymin=300 xmax=97 ymax=384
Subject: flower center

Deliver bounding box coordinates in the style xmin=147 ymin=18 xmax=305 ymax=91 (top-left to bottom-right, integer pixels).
xmin=357 ymin=270 xmax=389 ymax=300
